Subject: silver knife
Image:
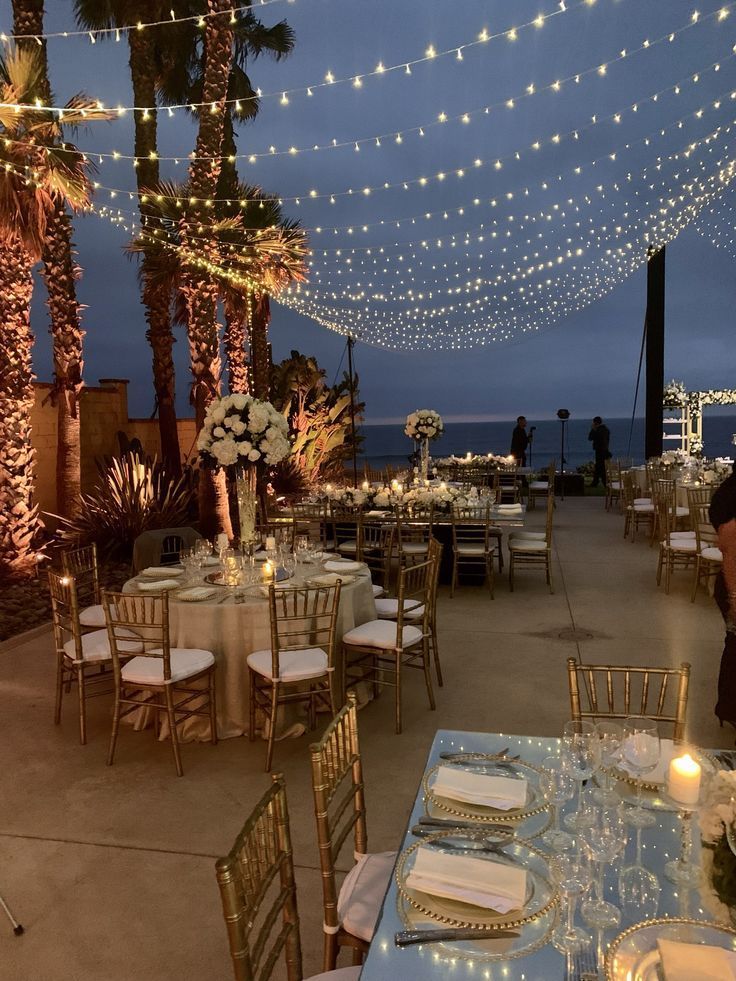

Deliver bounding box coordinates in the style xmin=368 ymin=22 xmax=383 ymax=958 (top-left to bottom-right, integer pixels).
xmin=395 ymin=928 xmax=519 ymax=946
xmin=417 ymin=816 xmax=511 ymax=833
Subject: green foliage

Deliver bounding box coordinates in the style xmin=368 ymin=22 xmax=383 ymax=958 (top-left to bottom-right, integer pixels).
xmin=270 ymin=350 xmax=364 ymax=484
xmin=51 ymin=452 xmax=196 ymax=561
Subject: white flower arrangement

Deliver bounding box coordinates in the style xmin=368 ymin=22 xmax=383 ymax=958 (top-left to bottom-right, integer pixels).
xmin=436 ymin=453 xmax=513 ymax=467
xmin=405 ymin=409 xmax=444 ymax=442
xmin=197 ymin=393 xmax=290 ymax=469
xmin=660 ymin=449 xmax=695 ymax=467
xmin=699 ymin=769 xmax=736 ymax=923
xmin=663 ymin=380 xmax=688 ymax=407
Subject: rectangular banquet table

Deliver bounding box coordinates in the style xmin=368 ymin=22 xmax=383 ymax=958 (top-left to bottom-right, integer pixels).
xmin=123 ymin=560 xmax=377 ymax=741
xmin=360 ymin=729 xmax=723 ymax=981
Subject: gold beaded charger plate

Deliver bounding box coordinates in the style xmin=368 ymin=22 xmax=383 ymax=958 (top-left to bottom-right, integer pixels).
xmin=605 ymin=918 xmax=736 ymax=981
xmin=423 ymin=756 xmax=546 ymax=825
xmin=204 ymin=568 xmax=292 ymax=587
xmin=395 ymin=832 xmax=558 ymax=933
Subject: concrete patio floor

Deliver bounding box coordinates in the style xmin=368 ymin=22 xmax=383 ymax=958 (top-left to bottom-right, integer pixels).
xmin=0 ymin=496 xmax=730 ymax=981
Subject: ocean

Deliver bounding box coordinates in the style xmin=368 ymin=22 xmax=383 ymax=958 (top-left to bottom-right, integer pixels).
xmin=359 ymin=416 xmax=736 ymax=472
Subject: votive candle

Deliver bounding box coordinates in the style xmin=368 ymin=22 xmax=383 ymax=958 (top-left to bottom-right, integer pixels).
xmin=667 ymin=752 xmax=701 ymax=806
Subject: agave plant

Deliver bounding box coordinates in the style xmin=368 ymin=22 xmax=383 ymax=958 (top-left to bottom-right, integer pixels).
xmin=52 ymin=452 xmax=196 ymax=561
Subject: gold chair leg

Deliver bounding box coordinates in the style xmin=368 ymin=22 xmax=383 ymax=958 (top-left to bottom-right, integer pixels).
xmin=77 ymin=668 xmax=87 ymax=746
xmin=395 ymin=652 xmax=402 ymax=735
xmin=54 ymin=659 xmax=64 ymax=726
xmin=509 ymin=554 xmax=514 ymax=592
xmin=264 ymin=684 xmax=279 ymax=771
xmin=431 ymin=625 xmax=443 ymax=687
xmin=107 ymin=691 xmax=121 ymax=766
xmin=323 ymin=932 xmax=339 ymax=973
xmin=422 ymin=643 xmax=436 ymax=711
xmin=487 ymin=557 xmax=494 ymax=600
xmin=164 ymin=686 xmax=184 ymax=777
xmin=248 ymin=670 xmax=257 ymax=742
xmin=209 ymin=669 xmax=218 ymax=745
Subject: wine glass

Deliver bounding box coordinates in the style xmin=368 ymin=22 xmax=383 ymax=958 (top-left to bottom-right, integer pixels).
xmin=550 ymin=851 xmax=592 ymax=954
xmin=580 ymin=805 xmax=626 ymax=928
xmin=179 ymin=546 xmax=193 ymax=581
xmin=593 ymin=721 xmax=623 ymax=806
xmin=618 ymin=828 xmax=660 ymax=922
xmin=539 ymin=756 xmax=575 ymax=852
xmin=282 ymin=550 xmax=296 ymax=578
xmin=562 ymin=720 xmax=597 ymax=830
xmin=621 ymin=717 xmax=660 ymax=827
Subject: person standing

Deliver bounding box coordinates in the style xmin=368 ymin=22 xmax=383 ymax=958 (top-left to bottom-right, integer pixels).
xmin=510 ymin=416 xmax=530 ymax=466
xmin=588 ymin=416 xmax=611 ymax=487
xmin=710 ymin=462 xmax=736 ymax=728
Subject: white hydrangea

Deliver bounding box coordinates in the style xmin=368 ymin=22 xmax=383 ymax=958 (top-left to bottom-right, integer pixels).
xmin=198 ymin=395 xmax=291 ymax=469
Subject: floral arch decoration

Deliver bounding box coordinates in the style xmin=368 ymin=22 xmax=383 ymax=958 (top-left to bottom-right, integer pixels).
xmin=663 ymin=380 xmax=736 ymax=455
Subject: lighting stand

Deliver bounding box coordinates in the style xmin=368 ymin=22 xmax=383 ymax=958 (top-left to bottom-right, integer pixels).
xmin=0 ymin=892 xmax=23 ymax=936
xmin=558 ymin=419 xmax=569 ymax=501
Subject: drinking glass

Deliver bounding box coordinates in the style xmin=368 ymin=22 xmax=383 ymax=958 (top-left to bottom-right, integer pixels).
xmin=550 ymin=851 xmax=592 ymax=954
xmin=562 ymin=720 xmax=597 ymax=830
xmin=179 ymin=546 xmax=194 ymax=580
xmin=618 ymin=828 xmax=660 ymax=922
xmin=621 ymin=717 xmax=660 ymax=827
xmin=593 ymin=721 xmax=623 ymax=806
xmin=580 ymin=805 xmax=626 ymax=928
xmin=282 ymin=550 xmax=296 ymax=578
xmin=195 ymin=538 xmax=212 ymax=557
xmin=295 ymin=535 xmax=310 ymax=564
xmin=222 ymin=548 xmax=240 ymax=585
xmin=539 ymin=756 xmax=575 ymax=852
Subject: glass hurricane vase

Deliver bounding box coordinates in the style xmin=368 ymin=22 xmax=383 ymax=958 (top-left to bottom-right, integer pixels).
xmin=235 ymin=464 xmax=258 ymax=547
xmin=419 ymin=437 xmax=430 ymax=479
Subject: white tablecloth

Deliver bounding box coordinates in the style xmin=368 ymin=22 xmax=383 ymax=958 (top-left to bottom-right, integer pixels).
xmin=122 ymin=562 xmax=377 ymax=741
xmin=631 ymin=468 xmax=690 ymax=508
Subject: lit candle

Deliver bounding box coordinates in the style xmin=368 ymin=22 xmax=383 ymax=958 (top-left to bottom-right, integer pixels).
xmin=263 ymin=560 xmax=274 ymax=581
xmin=397 ymin=483 xmax=403 ymax=493
xmin=466 ymin=451 xmax=472 ymax=460
xmin=265 ymin=536 xmax=276 ymax=551
xmin=362 ymin=481 xmax=370 ymax=491
xmin=440 ymin=481 xmax=446 ymax=490
xmin=667 ymin=752 xmax=701 ymax=806
xmin=325 ymin=483 xmax=332 ymax=492
xmin=424 ymin=479 xmax=430 ymax=487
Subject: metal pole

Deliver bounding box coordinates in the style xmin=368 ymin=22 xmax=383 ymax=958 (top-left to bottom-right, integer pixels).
xmin=346 ymin=335 xmax=359 ymax=483
xmin=645 ymin=245 xmax=666 ymax=460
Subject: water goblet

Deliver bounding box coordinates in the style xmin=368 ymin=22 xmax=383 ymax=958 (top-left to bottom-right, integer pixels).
xmin=580 ymin=805 xmax=626 ymax=928
xmin=621 ymin=717 xmax=660 ymax=827
xmin=550 ymin=851 xmax=593 ymax=954
xmin=539 ymin=755 xmax=576 ymax=852
xmin=593 ymin=721 xmax=623 ymax=806
xmin=618 ymin=828 xmax=660 ymax=922
xmin=282 ymin=550 xmax=296 ymax=578
xmin=195 ymin=538 xmax=212 ymax=557
xmin=179 ymin=546 xmax=193 ymax=581
xmin=562 ymin=720 xmax=597 ymax=831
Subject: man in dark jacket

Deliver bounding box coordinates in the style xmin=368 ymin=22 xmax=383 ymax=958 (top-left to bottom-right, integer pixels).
xmin=588 ymin=416 xmax=611 ymax=487
xmin=510 ymin=416 xmax=530 ymax=466
xmin=710 ymin=462 xmax=736 ymax=727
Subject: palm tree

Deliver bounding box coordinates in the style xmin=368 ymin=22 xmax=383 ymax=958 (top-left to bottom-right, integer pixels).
xmin=72 ymin=0 xmax=200 ymax=476
xmin=12 ymin=0 xmax=87 ymax=517
xmin=0 ymin=48 xmax=106 ymax=579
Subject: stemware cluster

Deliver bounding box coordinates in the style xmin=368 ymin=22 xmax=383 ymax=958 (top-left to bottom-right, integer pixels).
xmin=178 ymin=528 xmax=322 ymax=588
xmin=543 ymin=716 xmax=664 ymax=955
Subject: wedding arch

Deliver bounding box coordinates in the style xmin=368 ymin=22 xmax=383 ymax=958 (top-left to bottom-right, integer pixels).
xmin=663 ymin=380 xmax=736 ymax=454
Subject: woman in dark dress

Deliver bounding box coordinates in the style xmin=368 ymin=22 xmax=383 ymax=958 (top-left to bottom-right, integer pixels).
xmin=710 ymin=463 xmax=736 ymax=726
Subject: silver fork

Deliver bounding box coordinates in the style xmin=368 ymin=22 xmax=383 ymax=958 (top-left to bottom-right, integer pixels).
xmin=573 ymin=943 xmax=599 ymax=980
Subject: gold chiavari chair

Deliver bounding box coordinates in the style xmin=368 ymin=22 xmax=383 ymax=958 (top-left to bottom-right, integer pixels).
xmin=450 ymin=502 xmax=494 ymax=599
xmin=310 ymin=695 xmax=396 ymax=973
xmin=655 ymin=481 xmax=696 ymax=593
xmin=604 ymin=459 xmax=622 ymax=511
xmin=248 ymin=583 xmax=342 ymax=771
xmin=359 ymin=521 xmax=394 ymax=599
xmin=292 ymin=501 xmax=333 ymax=552
xmin=688 ymin=486 xmax=722 ymax=602
xmin=215 ymin=774 xmax=361 ymax=981
xmin=527 ymin=461 xmax=555 ymax=511
xmin=326 ymin=504 xmax=362 ymax=558
xmin=621 ymin=470 xmax=655 ymax=543
xmin=61 ymin=544 xmax=106 ymax=628
xmin=257 ymin=519 xmax=295 ymax=550
xmin=566 ymin=658 xmax=690 ymax=740
xmin=362 ymin=465 xmax=383 ymax=485
xmin=343 ymin=558 xmax=435 ymax=734
xmin=102 ymin=590 xmax=217 ymax=776
xmin=395 ymin=501 xmax=434 ymax=568
xmin=498 ymin=466 xmax=521 ymax=504
xmin=508 ymin=490 xmax=554 ymax=593
xmin=49 ymin=570 xmax=142 ymax=745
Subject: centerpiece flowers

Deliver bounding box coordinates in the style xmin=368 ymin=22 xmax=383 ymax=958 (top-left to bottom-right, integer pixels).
xmin=700 ymin=768 xmax=736 ymax=926
xmin=405 ymin=409 xmax=444 ymax=479
xmin=197 ymin=394 xmax=290 ymax=544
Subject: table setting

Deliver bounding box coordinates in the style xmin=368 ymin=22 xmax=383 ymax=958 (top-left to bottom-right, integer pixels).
xmin=360 ymin=727 xmax=736 ymax=981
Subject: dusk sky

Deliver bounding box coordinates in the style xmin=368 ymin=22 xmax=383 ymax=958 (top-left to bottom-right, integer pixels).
xmin=13 ymin=0 xmax=736 ymax=423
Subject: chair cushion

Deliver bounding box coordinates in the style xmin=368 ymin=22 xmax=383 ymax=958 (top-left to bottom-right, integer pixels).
xmin=343 ymin=619 xmax=422 ymax=650
xmin=121 ymin=648 xmax=214 ymax=686
xmin=246 ymin=647 xmax=329 ymax=683
xmin=632 ymin=504 xmax=655 ymax=513
xmin=529 ymin=481 xmax=549 ymax=490
xmin=337 ymin=541 xmax=358 ymax=554
xmin=337 ymin=851 xmax=396 ymax=943
xmin=634 ymin=497 xmax=652 ymax=505
xmin=665 ymin=538 xmax=697 ymax=552
xmin=307 ymin=967 xmax=362 ymax=981
xmin=63 ymin=628 xmax=142 ymax=664
xmin=374 ymin=598 xmax=425 ymax=620
xmin=670 ymin=530 xmax=696 ymax=539
xmin=509 ymin=531 xmax=546 ymax=541
xmin=400 ymin=542 xmax=429 ymax=554
xmin=509 ymin=539 xmax=548 ymax=552
xmin=675 ymin=506 xmax=690 ymax=517
xmin=78 ymin=604 xmax=106 ymax=628
xmin=609 ymin=481 xmax=621 ymax=490
xmin=701 ymin=546 xmax=723 ymax=562
xmin=455 ymin=544 xmax=487 ymax=556
xmin=371 ymin=584 xmax=385 ymax=599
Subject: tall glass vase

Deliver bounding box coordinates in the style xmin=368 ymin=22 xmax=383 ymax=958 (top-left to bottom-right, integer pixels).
xmin=419 ymin=437 xmax=430 ymax=480
xmin=235 ymin=464 xmax=258 ymax=547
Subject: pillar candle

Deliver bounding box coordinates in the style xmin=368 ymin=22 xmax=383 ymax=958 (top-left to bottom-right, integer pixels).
xmin=667 ymin=752 xmax=701 ymax=806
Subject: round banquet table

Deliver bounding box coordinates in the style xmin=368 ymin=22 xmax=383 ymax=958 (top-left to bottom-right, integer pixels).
xmin=122 ymin=559 xmax=377 ymax=742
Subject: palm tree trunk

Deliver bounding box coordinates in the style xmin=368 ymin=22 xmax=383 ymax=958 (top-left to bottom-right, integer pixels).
xmin=223 ymin=294 xmax=250 ymax=393
xmin=128 ymin=28 xmax=182 ymax=476
xmin=179 ymin=0 xmax=236 ymax=538
xmin=0 ymin=246 xmax=42 ymax=581
xmin=14 ymin=0 xmax=83 ymax=517
xmin=250 ymin=292 xmax=272 ymax=399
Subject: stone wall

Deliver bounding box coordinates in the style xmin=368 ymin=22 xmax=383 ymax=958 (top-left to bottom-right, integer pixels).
xmin=31 ymin=379 xmax=197 ymax=517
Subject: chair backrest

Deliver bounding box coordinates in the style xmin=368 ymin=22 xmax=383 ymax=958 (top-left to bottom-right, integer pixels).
xmin=688 ymin=489 xmax=718 ymax=551
xmin=132 ymin=527 xmax=202 ymax=573
xmin=654 ymin=478 xmax=678 ymax=540
xmin=451 ymin=502 xmax=491 ymax=551
xmin=102 ymin=590 xmax=172 ymax=679
xmin=394 ymin=558 xmax=432 ymax=644
xmin=48 ymin=569 xmax=83 ymax=660
xmin=360 ymin=521 xmax=395 ymax=587
xmin=215 ymin=774 xmax=303 ymax=981
xmin=566 ymin=657 xmax=690 ymax=740
xmin=309 ymin=693 xmax=367 ymax=939
xmin=426 ymin=538 xmax=442 ymax=623
xmin=267 ymin=584 xmax=341 ymax=681
xmin=61 ymin=544 xmax=100 ymax=608
xmin=620 ymin=470 xmax=635 ymax=509
xmin=328 ymin=505 xmax=363 ymax=553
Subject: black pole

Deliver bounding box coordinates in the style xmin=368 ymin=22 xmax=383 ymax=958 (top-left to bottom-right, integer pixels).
xmin=644 ymin=245 xmax=666 ymax=460
xmin=627 ymin=315 xmax=647 ymax=458
xmin=346 ymin=335 xmax=359 ymax=483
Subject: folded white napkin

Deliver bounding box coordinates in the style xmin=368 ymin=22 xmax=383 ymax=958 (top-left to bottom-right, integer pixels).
xmin=405 ymin=845 xmax=527 ymax=914
xmin=432 ymin=765 xmax=528 ymax=811
xmin=324 ymin=560 xmax=362 ymax=573
xmin=496 ymin=504 xmax=523 ymax=513
xmin=658 ymin=939 xmax=736 ymax=981
xmin=140 ymin=566 xmax=182 ymax=578
xmin=137 ymin=578 xmax=180 ymax=591
xmin=308 ymin=572 xmax=355 ymax=586
xmin=619 ymin=737 xmax=673 ymax=784
xmin=176 ymin=587 xmax=216 ymax=602
xmin=365 ymin=510 xmax=388 ymax=517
